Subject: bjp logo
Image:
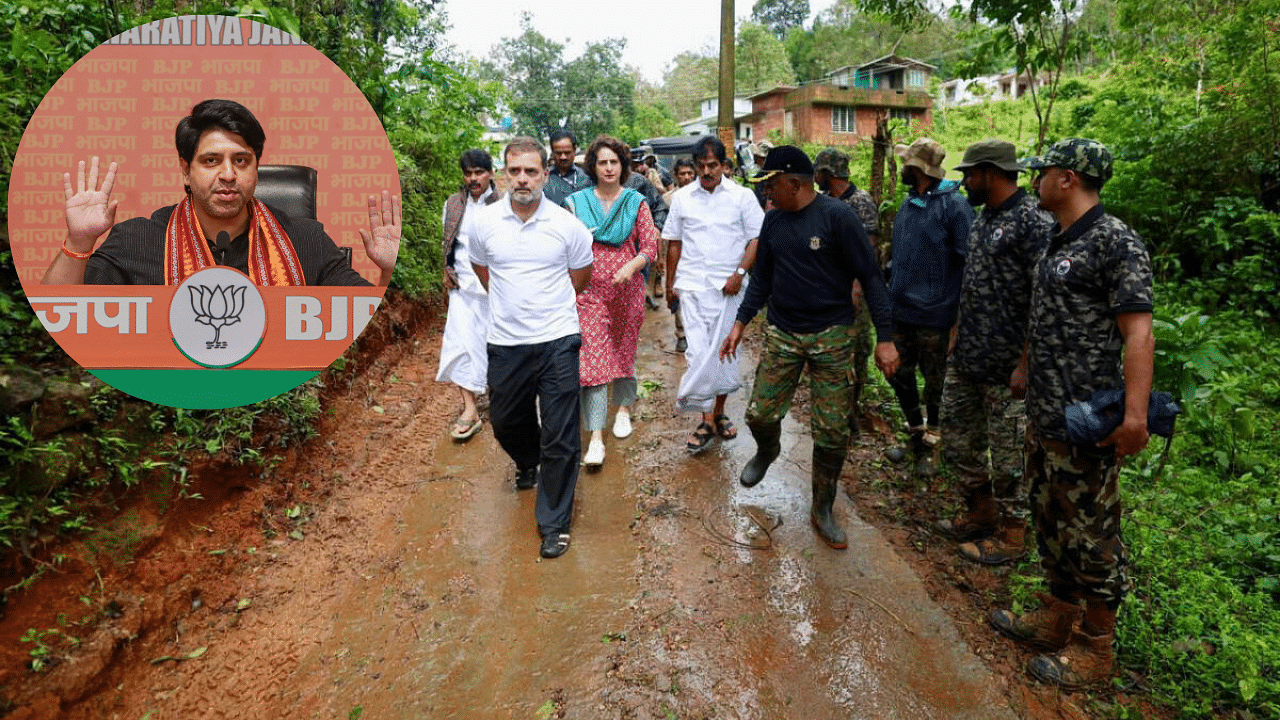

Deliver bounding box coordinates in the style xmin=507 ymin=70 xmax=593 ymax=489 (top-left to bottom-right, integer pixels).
xmin=189 ymin=284 xmax=247 ymax=349
xmin=170 ymin=268 xmax=267 ymax=368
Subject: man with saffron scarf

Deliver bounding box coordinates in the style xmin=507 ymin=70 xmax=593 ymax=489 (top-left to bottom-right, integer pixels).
xmin=41 ymin=99 xmax=399 ymax=287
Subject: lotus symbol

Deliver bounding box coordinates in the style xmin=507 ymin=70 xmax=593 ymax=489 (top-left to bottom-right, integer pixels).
xmin=189 ymin=284 xmax=246 ymax=349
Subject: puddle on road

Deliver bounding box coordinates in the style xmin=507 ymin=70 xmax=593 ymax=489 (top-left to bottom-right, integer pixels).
xmin=273 ymin=310 xmax=1014 ymax=719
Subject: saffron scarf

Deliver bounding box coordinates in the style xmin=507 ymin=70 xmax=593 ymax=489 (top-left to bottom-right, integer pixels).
xmin=566 ymin=186 xmax=643 ymax=248
xmin=164 ymin=195 xmax=306 ymax=285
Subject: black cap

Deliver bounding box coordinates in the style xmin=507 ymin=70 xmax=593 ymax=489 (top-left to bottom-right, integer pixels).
xmin=750 ymin=145 xmax=814 ymax=182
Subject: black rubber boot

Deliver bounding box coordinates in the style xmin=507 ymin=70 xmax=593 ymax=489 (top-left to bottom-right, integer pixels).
xmin=810 ymin=446 xmax=848 ymax=549
xmin=739 ymin=422 xmax=782 ymax=488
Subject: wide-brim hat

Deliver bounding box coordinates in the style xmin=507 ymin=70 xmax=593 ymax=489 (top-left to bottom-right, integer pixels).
xmin=750 ymin=145 xmax=814 ymax=182
xmin=895 ymin=138 xmax=947 ymax=180
xmin=954 ymin=138 xmax=1022 ymax=173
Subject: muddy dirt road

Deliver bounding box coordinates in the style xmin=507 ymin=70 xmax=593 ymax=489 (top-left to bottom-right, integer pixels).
xmin=5 ymin=307 xmax=1026 ymax=719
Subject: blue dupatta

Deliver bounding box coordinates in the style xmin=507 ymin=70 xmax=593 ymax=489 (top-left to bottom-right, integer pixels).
xmin=566 ymin=186 xmax=644 ymax=248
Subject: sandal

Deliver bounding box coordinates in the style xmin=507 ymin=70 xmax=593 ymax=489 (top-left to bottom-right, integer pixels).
xmin=713 ymin=414 xmax=738 ymax=440
xmin=450 ymin=417 xmax=482 ymax=442
xmin=686 ymin=422 xmax=716 ymax=453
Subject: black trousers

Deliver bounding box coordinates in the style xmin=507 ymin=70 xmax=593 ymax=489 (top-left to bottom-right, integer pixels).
xmin=487 ymin=334 xmax=582 ymax=536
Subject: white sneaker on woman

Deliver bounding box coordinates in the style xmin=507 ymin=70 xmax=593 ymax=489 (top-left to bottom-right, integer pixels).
xmin=612 ymin=410 xmax=633 ymax=439
xmin=584 ymin=437 xmax=606 ymax=467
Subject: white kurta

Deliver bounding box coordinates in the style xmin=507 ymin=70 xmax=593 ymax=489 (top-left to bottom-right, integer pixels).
xmin=436 ymin=190 xmax=495 ymax=393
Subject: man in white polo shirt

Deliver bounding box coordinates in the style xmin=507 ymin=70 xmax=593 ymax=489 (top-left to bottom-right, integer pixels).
xmin=471 ymin=136 xmax=594 ymax=559
xmin=664 ymin=136 xmax=766 ymax=453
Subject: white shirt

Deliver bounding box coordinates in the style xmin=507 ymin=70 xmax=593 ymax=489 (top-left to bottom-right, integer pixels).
xmin=440 ymin=186 xmax=497 ymax=294
xmin=471 ymin=196 xmax=594 ymax=346
xmin=662 ymin=175 xmax=765 ymax=292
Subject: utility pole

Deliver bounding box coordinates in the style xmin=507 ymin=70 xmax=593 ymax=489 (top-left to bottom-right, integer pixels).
xmin=717 ymin=0 xmax=735 ymax=150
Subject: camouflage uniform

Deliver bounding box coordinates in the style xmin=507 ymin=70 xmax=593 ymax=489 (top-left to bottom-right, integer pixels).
xmin=942 ymin=189 xmax=1052 ymax=516
xmin=815 ymin=148 xmax=881 ymax=425
xmin=745 ymin=322 xmax=860 ymax=451
xmin=1024 ymin=141 xmax=1154 ymax=608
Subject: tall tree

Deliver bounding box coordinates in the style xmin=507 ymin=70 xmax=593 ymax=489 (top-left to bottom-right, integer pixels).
xmin=560 ymin=40 xmax=636 ymax=143
xmin=751 ymin=0 xmax=811 ymax=41
xmin=486 ymin=12 xmax=566 ymax=139
xmin=736 ymin=22 xmax=797 ymax=95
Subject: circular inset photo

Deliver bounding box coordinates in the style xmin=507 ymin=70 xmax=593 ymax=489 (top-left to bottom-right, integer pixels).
xmin=9 ymin=15 xmax=401 ymax=408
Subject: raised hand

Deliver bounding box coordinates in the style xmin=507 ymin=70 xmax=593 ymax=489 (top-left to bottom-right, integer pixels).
xmin=63 ymin=157 xmax=119 ymax=251
xmin=358 ymin=191 xmax=402 ymax=283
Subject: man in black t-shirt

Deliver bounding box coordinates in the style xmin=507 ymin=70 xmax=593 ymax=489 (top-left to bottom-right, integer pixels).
xmin=42 ymin=99 xmax=399 ymax=287
xmin=721 ymin=146 xmax=899 ymax=550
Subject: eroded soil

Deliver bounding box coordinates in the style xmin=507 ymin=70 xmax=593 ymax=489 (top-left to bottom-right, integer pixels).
xmin=1 ymin=299 xmax=1118 ymax=719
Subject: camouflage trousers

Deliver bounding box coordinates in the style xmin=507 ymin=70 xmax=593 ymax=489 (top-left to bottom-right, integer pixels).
xmin=746 ymin=323 xmax=857 ymax=452
xmin=889 ymin=321 xmax=949 ymax=429
xmin=1027 ymin=434 xmax=1130 ymax=609
xmin=940 ymin=368 xmax=1028 ymax=518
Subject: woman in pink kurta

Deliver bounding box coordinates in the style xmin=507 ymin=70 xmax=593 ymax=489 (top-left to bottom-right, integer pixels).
xmin=566 ymin=135 xmax=659 ymax=468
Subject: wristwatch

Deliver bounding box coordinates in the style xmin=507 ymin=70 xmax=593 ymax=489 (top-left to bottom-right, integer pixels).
xmin=735 ymin=268 xmax=747 ymax=276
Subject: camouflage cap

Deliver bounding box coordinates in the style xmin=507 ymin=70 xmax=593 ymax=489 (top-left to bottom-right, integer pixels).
xmin=895 ymin=138 xmax=947 ymax=180
xmin=1022 ymin=138 xmax=1113 ymax=184
xmin=813 ymin=148 xmax=851 ymax=179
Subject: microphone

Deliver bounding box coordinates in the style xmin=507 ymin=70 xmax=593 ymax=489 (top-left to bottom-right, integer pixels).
xmin=213 ymin=231 xmax=231 ymax=265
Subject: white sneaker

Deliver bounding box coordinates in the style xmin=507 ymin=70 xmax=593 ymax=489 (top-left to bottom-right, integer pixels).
xmin=612 ymin=410 xmax=633 ymax=439
xmin=584 ymin=437 xmax=606 ymax=467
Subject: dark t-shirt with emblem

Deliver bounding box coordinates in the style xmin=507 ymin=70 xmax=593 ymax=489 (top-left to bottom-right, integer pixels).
xmin=1026 ymin=204 xmax=1153 ymax=441
xmin=952 ymin=189 xmax=1053 ymax=383
xmin=737 ymin=194 xmax=892 ymax=339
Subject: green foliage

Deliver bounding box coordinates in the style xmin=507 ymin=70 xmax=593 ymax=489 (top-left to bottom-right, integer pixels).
xmin=1110 ymin=294 xmax=1278 ymax=716
xmin=560 ymin=41 xmax=636 ymax=143
xmin=660 ymin=52 xmax=719 ymax=121
xmin=384 ymin=59 xmax=498 ymax=297
xmin=616 ymin=103 xmax=681 ymax=148
xmin=478 ymin=12 xmax=635 ymax=143
xmin=0 ymin=1 xmax=122 ymax=214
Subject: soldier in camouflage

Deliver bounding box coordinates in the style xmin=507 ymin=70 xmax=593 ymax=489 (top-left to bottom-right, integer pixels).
xmin=814 ymin=148 xmax=882 ymax=430
xmin=987 ymin=138 xmax=1155 ymax=690
xmin=722 ymin=146 xmax=899 ymax=550
xmin=936 ymin=139 xmax=1052 ymax=566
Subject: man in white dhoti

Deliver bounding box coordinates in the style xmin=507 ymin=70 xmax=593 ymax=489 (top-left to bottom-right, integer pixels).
xmin=437 ymin=149 xmax=501 ymax=441
xmin=663 ymin=136 xmax=766 ymax=453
